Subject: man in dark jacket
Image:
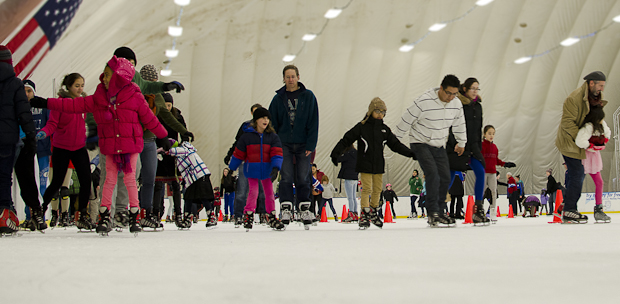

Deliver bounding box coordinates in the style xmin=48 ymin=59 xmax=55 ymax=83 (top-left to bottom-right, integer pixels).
xmin=268 ymin=65 xmax=319 ymax=228
xmin=0 ymin=46 xmax=37 ymax=234
xmin=545 ymin=168 xmax=558 ymax=216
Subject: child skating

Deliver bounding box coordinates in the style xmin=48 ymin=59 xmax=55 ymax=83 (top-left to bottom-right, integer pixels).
xmin=481 ymin=125 xmax=515 ymax=223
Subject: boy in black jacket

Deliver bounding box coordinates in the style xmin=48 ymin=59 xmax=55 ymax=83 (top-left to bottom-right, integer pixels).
xmin=331 ymin=97 xmax=414 ymax=229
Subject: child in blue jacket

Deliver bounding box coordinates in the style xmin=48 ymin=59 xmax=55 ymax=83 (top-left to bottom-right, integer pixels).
xmin=229 ymin=107 xmax=284 ymax=231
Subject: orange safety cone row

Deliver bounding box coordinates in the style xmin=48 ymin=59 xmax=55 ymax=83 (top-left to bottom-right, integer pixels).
xmin=384 ymin=202 xmax=395 ymax=223
xmin=507 ymin=205 xmax=514 ymax=218
xmin=340 ymin=205 xmax=347 ymax=223
xmin=496 ymin=206 xmax=501 ymax=218
xmin=462 ymin=195 xmax=474 ymax=224
xmin=320 ymin=206 xmax=328 ymax=222
xmin=218 ymin=209 xmax=223 ymax=221
xmin=549 ymin=189 xmax=564 ymax=224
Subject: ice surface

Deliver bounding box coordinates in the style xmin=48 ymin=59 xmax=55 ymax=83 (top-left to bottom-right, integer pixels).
xmin=3 ymin=215 xmax=620 ymax=304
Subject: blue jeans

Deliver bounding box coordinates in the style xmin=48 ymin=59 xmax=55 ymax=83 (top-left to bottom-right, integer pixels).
xmin=279 ymin=143 xmax=311 ymax=204
xmin=139 ymin=140 xmax=158 ymax=210
xmin=410 ymin=144 xmax=451 ymax=214
xmin=319 ymin=198 xmax=337 ymax=217
xmin=410 ymin=195 xmax=418 ymax=214
xmin=0 ymin=145 xmax=16 ymax=209
xmin=38 ymin=155 xmax=49 ymax=196
xmin=449 ymin=157 xmax=486 ymax=201
xmin=562 ymin=155 xmax=585 ymax=211
xmin=224 ymin=192 xmax=235 ymax=215
xmin=233 ymin=166 xmax=265 ymax=218
xmin=344 ymin=179 xmax=357 ymax=213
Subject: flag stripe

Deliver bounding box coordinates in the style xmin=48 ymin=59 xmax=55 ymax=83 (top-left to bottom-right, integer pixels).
xmin=11 ymin=22 xmax=45 ymax=66
xmin=6 ymin=18 xmax=38 ymax=52
xmin=14 ymin=35 xmax=48 ymax=76
xmin=22 ymin=47 xmax=49 ymax=80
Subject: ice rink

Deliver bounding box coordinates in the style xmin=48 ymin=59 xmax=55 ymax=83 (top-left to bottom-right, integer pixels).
xmin=4 ymin=214 xmax=620 ymax=304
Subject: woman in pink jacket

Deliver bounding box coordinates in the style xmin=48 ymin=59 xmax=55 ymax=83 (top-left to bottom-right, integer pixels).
xmin=31 ymin=56 xmax=168 ymax=236
xmin=38 ymin=73 xmax=94 ymax=230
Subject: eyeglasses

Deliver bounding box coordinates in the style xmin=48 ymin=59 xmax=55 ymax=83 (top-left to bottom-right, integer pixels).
xmin=374 ymin=109 xmax=386 ymax=115
xmin=442 ymin=88 xmax=458 ymax=97
xmin=469 ymin=88 xmax=481 ymax=92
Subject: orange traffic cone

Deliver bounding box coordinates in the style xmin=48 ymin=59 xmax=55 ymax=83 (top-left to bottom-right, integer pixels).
xmin=496 ymin=206 xmax=501 ymax=218
xmin=549 ymin=190 xmax=563 ymax=224
xmin=384 ymin=202 xmax=395 ymax=223
xmin=462 ymin=195 xmax=474 ymax=224
xmin=340 ymin=205 xmax=347 ymax=223
xmin=218 ymin=209 xmax=223 ymax=221
xmin=507 ymin=205 xmax=514 ymax=218
xmin=320 ymin=206 xmax=328 ymax=222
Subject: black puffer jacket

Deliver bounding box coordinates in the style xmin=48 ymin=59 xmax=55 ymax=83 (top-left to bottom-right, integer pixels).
xmin=447 ymin=92 xmax=484 ymax=171
xmin=0 ymin=62 xmax=35 ymax=145
xmin=336 ymin=147 xmax=358 ymax=180
xmin=331 ymin=116 xmax=412 ymax=174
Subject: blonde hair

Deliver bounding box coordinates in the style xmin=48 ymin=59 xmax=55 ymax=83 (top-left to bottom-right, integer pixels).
xmin=321 ymin=175 xmax=329 ymax=183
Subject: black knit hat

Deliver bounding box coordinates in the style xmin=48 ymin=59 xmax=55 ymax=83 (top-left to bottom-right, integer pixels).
xmin=0 ymin=45 xmax=12 ymax=65
xmin=252 ymin=107 xmax=271 ymax=121
xmin=140 ymin=64 xmax=158 ymax=81
xmin=583 ymin=71 xmax=606 ymax=82
xmin=23 ymin=79 xmax=36 ymax=92
xmin=162 ymin=93 xmax=173 ymax=105
xmin=114 ymin=46 xmax=137 ymax=65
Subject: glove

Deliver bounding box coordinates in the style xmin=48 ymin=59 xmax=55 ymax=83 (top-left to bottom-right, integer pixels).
xmin=409 ymin=150 xmax=417 ymax=160
xmin=331 ymin=156 xmax=338 ymax=166
xmin=36 ymin=131 xmax=47 ymax=140
xmin=156 ymin=137 xmax=171 ymax=151
xmin=29 ymin=96 xmax=48 ymax=108
xmin=183 ymin=131 xmax=194 ymax=142
xmin=224 ymin=155 xmax=231 ymax=165
xmin=163 ymin=81 xmax=185 ymax=93
xmin=25 ymin=132 xmax=37 ymax=152
xmin=504 ymin=162 xmax=516 ymax=168
xmin=270 ymin=167 xmax=279 ymax=182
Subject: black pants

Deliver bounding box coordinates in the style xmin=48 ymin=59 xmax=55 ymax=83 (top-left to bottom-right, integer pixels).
xmin=387 ymin=201 xmax=396 ymax=217
xmin=43 ymin=147 xmax=91 ymax=212
xmin=153 ymin=180 xmax=181 ymax=216
xmin=14 ymin=142 xmax=41 ymax=209
xmin=310 ymin=194 xmax=322 ymax=216
xmin=450 ymin=195 xmax=463 ymax=217
xmin=509 ymin=192 xmax=519 ymax=215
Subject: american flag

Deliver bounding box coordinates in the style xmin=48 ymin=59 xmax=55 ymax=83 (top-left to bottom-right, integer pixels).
xmin=4 ymin=0 xmax=82 ymax=79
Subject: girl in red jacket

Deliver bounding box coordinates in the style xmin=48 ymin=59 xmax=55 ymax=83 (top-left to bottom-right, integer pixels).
xmin=31 ymin=56 xmax=168 ymax=236
xmin=481 ymin=125 xmax=515 ymax=222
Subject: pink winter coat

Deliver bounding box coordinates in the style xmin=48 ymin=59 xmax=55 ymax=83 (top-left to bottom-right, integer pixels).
xmin=40 ymin=95 xmax=86 ymax=151
xmin=45 ymin=56 xmax=167 ymax=155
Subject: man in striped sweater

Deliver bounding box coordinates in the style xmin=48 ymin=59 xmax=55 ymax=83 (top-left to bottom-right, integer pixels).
xmin=395 ymin=75 xmax=467 ymax=227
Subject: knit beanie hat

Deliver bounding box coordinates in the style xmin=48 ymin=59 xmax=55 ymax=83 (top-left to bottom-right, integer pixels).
xmin=23 ymin=79 xmax=36 ymax=92
xmin=253 ymin=107 xmax=271 ymax=121
xmin=583 ymin=71 xmax=606 ymax=82
xmin=113 ymin=46 xmax=136 ymax=65
xmin=140 ymin=64 xmax=158 ymax=81
xmin=162 ymin=92 xmax=173 ymax=105
xmin=362 ymin=97 xmax=387 ymax=124
xmin=0 ymin=45 xmax=12 ymax=65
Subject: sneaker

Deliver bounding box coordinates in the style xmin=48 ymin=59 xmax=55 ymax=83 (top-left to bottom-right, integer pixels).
xmin=562 ymin=210 xmax=588 ymax=224
xmin=594 ymin=205 xmax=611 ymax=223
xmin=0 ymin=208 xmax=19 ymax=235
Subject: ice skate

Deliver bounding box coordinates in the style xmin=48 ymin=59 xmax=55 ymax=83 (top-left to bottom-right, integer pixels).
xmin=29 ymin=206 xmax=47 ymax=232
xmin=165 ymin=215 xmax=172 ymax=223
xmin=182 ymin=212 xmax=193 ymax=229
xmin=223 ymin=215 xmax=228 ymax=223
xmin=128 ymin=207 xmax=141 ymax=236
xmin=369 ymin=207 xmax=383 ymax=228
xmin=58 ymin=211 xmax=70 ymax=228
xmin=174 ymin=213 xmax=187 ymax=230
xmin=358 ymin=208 xmax=370 ymax=230
xmin=562 ymin=210 xmax=588 ymax=224
xmin=472 ymin=200 xmax=490 ymax=226
xmin=594 ymin=205 xmax=611 ymax=223
xmin=268 ymin=211 xmax=285 ymax=231
xmin=206 ymin=210 xmax=218 ymax=229
xmin=96 ymin=207 xmax=112 ymax=236
xmin=299 ymin=202 xmax=313 ymax=230
xmin=234 ymin=215 xmax=242 ymax=228
xmin=428 ymin=212 xmax=456 ymax=228
xmin=113 ymin=209 xmax=129 ymax=232
xmin=140 ymin=208 xmax=164 ymax=231
xmin=243 ymin=211 xmax=253 ymax=231
xmin=342 ymin=211 xmax=353 ymax=223
xmin=75 ymin=210 xmax=95 ymax=232
xmin=0 ymin=209 xmax=20 ymax=237
xmin=260 ymin=213 xmax=269 ymax=225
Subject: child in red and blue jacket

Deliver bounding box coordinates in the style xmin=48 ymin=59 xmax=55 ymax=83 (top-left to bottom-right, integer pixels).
xmin=229 ymin=107 xmax=284 ymax=231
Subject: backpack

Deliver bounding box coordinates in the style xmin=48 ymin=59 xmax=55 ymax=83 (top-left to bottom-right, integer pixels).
xmin=143 ymin=94 xmax=157 ymax=131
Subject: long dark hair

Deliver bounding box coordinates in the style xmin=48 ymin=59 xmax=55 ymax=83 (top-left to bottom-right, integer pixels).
xmin=61 ymin=73 xmax=84 ymax=89
xmin=250 ymin=120 xmax=275 ymax=133
xmin=583 ymin=105 xmax=605 ymax=134
xmin=459 ymin=77 xmax=479 ymax=95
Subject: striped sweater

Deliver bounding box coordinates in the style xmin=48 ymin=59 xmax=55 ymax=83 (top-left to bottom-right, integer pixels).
xmin=395 ymin=87 xmax=467 ymax=148
xmin=167 ymin=142 xmax=211 ymax=187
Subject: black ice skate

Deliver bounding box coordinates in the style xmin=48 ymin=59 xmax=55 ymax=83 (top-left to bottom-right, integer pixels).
xmin=206 ymin=210 xmax=218 ymax=229
xmin=594 ymin=205 xmax=611 ymax=223
xmin=299 ymin=202 xmax=313 ymax=230
xmin=182 ymin=212 xmax=193 ymax=229
xmin=234 ymin=215 xmax=243 ymax=228
xmin=128 ymin=207 xmax=141 ymax=236
xmin=280 ymin=202 xmax=293 ymax=225
xmin=175 ymin=214 xmax=186 ymax=229
xmin=58 ymin=211 xmax=70 ymax=228
xmin=358 ymin=208 xmax=370 ymax=229
xmin=243 ymin=211 xmax=253 ymax=231
xmin=75 ymin=210 xmax=95 ymax=232
xmin=29 ymin=206 xmax=47 ymax=232
xmin=472 ymin=200 xmax=490 ymax=226
xmin=428 ymin=212 xmax=456 ymax=228
xmin=268 ymin=211 xmax=285 ymax=231
xmin=369 ymin=207 xmax=383 ymax=228
xmin=562 ymin=210 xmax=588 ymax=224
xmin=48 ymin=209 xmax=59 ymax=228
xmin=140 ymin=208 xmax=163 ymax=231
xmin=96 ymin=207 xmax=112 ymax=236
xmin=113 ymin=209 xmax=129 ymax=232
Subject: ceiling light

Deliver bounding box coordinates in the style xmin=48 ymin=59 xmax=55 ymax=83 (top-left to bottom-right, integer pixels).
xmin=613 ymin=14 xmax=620 ymax=22
xmin=302 ymin=33 xmax=317 ymax=41
xmin=165 ymin=49 xmax=179 ymax=58
xmin=174 ymin=0 xmax=191 ymax=6
xmin=560 ymin=37 xmax=580 ymax=47
xmin=160 ymin=69 xmax=172 ymax=76
xmin=168 ymin=26 xmax=183 ymax=37
xmin=514 ymin=56 xmax=532 ymax=64
xmin=399 ymin=44 xmax=414 ymax=52
xmin=324 ymin=8 xmax=342 ymax=19
xmin=282 ymin=54 xmax=296 ymax=62
xmin=428 ymin=23 xmax=446 ymax=32
xmin=475 ymin=0 xmax=494 ymax=6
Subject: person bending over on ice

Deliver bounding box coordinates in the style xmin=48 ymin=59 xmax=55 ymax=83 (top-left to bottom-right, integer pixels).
xmin=330 ymin=97 xmax=415 ymax=229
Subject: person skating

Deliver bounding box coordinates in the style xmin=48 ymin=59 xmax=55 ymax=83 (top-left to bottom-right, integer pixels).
xmin=555 ymin=71 xmax=607 ymax=224
xmin=380 ymin=184 xmax=398 ymax=220
xmin=318 ymin=175 xmax=338 ymax=222
xmin=408 ymin=170 xmax=422 ymax=219
xmin=220 ymin=168 xmax=237 ymax=222
xmin=333 ymin=144 xmax=359 ymax=223
xmin=331 ymin=97 xmax=415 ymax=229
xmin=481 ymin=125 xmax=515 ymax=223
